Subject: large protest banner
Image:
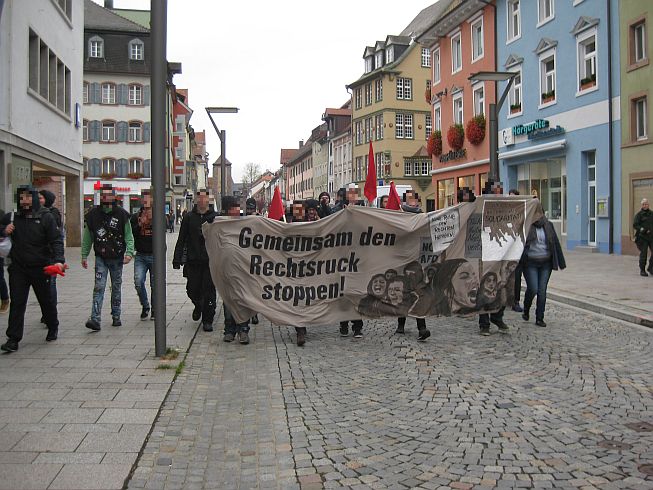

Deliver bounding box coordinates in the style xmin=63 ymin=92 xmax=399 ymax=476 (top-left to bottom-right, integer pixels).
xmin=203 ymin=197 xmax=542 ymax=327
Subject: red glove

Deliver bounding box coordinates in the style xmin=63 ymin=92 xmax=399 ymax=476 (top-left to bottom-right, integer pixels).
xmin=43 ymin=264 xmax=67 ymax=277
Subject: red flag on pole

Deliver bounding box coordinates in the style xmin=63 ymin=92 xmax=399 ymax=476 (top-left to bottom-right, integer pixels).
xmin=386 ymin=181 xmax=402 ymax=210
xmin=268 ymin=186 xmax=284 ymax=221
xmin=364 ymin=140 xmax=377 ymax=204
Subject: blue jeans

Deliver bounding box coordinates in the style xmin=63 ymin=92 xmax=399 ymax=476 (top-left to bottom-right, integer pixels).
xmin=223 ymin=304 xmax=249 ymax=335
xmin=91 ymin=256 xmax=124 ymax=323
xmin=524 ymin=260 xmax=553 ymax=321
xmin=134 ymin=254 xmax=153 ymax=309
xmin=0 ymin=257 xmax=8 ymax=301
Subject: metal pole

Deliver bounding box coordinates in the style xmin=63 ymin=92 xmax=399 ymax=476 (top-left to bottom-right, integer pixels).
xmin=151 ymin=0 xmax=167 ymax=357
xmin=220 ymin=129 xmax=226 ymax=210
xmin=489 ymin=102 xmax=498 ymax=182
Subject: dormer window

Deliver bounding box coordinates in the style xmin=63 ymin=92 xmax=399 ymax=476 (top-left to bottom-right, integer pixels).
xmin=89 ymin=36 xmax=104 ymax=58
xmin=129 ymin=39 xmax=144 ymax=61
xmin=375 ymin=51 xmax=384 ymax=68
xmin=365 ymin=57 xmax=373 ymax=73
xmin=386 ymin=47 xmax=394 ymax=64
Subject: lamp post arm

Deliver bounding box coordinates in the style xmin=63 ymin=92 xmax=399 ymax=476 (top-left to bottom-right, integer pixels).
xmin=205 ymin=109 xmax=223 ymax=143
xmin=496 ymin=76 xmax=515 ymax=113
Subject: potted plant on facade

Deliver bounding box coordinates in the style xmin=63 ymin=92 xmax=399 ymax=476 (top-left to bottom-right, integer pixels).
xmin=100 ymin=172 xmax=116 ymax=180
xmin=127 ymin=172 xmax=144 ymax=180
xmin=580 ymin=73 xmax=596 ymax=91
xmin=447 ymin=124 xmax=465 ymax=151
xmin=466 ymin=114 xmax=486 ymax=145
xmin=541 ymin=90 xmax=556 ymax=104
xmin=509 ymin=103 xmax=521 ymax=114
xmin=427 ymin=130 xmax=442 ymax=157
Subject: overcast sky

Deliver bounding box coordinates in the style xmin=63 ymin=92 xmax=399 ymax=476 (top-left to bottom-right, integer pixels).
xmin=96 ymin=0 xmax=435 ymax=181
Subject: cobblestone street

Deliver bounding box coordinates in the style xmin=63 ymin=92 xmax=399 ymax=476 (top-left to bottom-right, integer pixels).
xmin=128 ymin=304 xmax=653 ymax=490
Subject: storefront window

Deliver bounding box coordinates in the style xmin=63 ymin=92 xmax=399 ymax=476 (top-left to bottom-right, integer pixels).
xmin=438 ymin=178 xmax=455 ymax=209
xmin=516 ymin=159 xmax=566 ymax=230
xmin=457 ymin=175 xmax=474 ymax=194
xmin=479 ymin=172 xmax=488 ymax=194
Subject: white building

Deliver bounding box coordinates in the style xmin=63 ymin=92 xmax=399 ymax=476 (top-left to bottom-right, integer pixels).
xmin=333 ymin=126 xmax=352 ymax=191
xmin=0 ymin=0 xmax=84 ymax=244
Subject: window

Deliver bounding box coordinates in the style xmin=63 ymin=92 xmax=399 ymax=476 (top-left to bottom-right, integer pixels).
xmin=375 ymin=51 xmax=384 ymax=68
xmin=631 ymin=21 xmax=647 ymax=65
xmin=438 ymin=178 xmax=455 ymax=209
xmin=375 ymin=114 xmax=384 ymax=140
xmin=421 ymin=47 xmax=431 ymax=67
xmin=355 ymin=121 xmax=362 ymax=145
xmin=577 ymin=31 xmax=597 ymax=92
xmin=90 ymin=38 xmax=103 ymax=58
xmin=507 ymin=0 xmax=521 ymax=42
xmin=355 ymin=88 xmax=362 ymax=109
xmin=28 ymin=29 xmax=72 ymax=115
xmin=405 ymin=161 xmax=412 ymax=176
xmin=101 ymin=83 xmax=116 ymax=104
xmin=509 ymin=69 xmax=522 ymax=114
xmin=473 ymin=84 xmax=484 ymax=116
xmin=395 ymin=113 xmax=413 ymax=139
xmin=386 ymin=46 xmax=394 ymax=63
xmin=365 ymin=83 xmax=373 ymax=106
xmin=102 ymin=158 xmax=116 ymax=174
xmin=83 ymin=82 xmax=89 ymax=104
xmin=365 ymin=117 xmax=372 ymax=142
xmin=396 ymin=78 xmax=412 ymax=100
xmin=129 ymin=158 xmax=143 ymax=174
xmin=102 ymin=121 xmax=116 ymax=142
xmin=365 ymin=57 xmax=373 ymax=73
xmin=433 ymin=47 xmax=441 ymax=83
xmin=425 ymin=114 xmax=432 ymax=139
xmin=129 ymin=39 xmax=144 ymax=60
xmin=471 ymin=17 xmax=484 ymax=61
xmin=540 ymin=52 xmax=556 ymax=104
xmin=451 ymin=32 xmax=462 ymax=73
xmin=421 ymin=161 xmax=430 ymax=176
xmin=453 ymin=93 xmax=464 ymax=125
xmin=128 ymin=84 xmax=143 ymax=105
xmin=375 ymin=79 xmax=383 ymax=101
xmin=56 ymin=0 xmax=72 ymax=20
xmin=129 ymin=122 xmax=143 ymax=142
xmin=83 ymin=120 xmax=89 ymax=142
xmin=634 ymin=97 xmax=648 ymax=141
xmin=538 ymin=0 xmax=554 ymax=25
xmin=434 ymin=103 xmax=441 ymax=131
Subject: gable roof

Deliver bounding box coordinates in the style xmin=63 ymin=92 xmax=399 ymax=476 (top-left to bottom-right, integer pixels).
xmin=534 ymin=37 xmax=558 ymax=55
xmin=570 ymin=16 xmax=599 ymax=36
xmin=401 ymin=0 xmax=452 ymax=39
xmin=84 ymin=0 xmax=149 ymax=33
xmin=504 ymin=54 xmax=524 ymax=68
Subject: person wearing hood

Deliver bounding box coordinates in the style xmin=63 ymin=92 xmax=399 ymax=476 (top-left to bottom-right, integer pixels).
xmin=82 ymin=184 xmax=134 ymax=331
xmin=130 ymin=190 xmax=155 ymax=321
xmin=0 ymin=186 xmax=66 ymax=352
xmin=245 ymin=198 xmax=259 ymax=216
xmin=38 ymin=190 xmax=63 ymax=317
xmin=331 ymin=188 xmax=348 ymax=213
xmin=305 ymin=199 xmax=320 ymax=222
xmin=173 ymin=189 xmax=217 ymax=332
xmin=317 ymin=192 xmax=331 ymax=218
xmin=521 ymin=214 xmax=566 ymax=327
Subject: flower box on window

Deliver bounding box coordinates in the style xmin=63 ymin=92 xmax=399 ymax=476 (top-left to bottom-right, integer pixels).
xmin=466 ymin=115 xmax=486 ymax=145
xmin=127 ymin=172 xmax=144 ymax=180
xmin=541 ymin=90 xmax=555 ymax=104
xmin=447 ymin=124 xmax=465 ymax=151
xmin=580 ymin=74 xmax=596 ymax=91
xmin=100 ymin=172 xmax=116 ymax=180
xmin=427 ymin=130 xmax=442 ymax=156
xmin=509 ymin=103 xmax=522 ymax=114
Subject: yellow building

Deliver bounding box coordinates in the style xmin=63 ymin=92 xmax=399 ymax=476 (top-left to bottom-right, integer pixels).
xmin=347 ymin=35 xmax=435 ymax=209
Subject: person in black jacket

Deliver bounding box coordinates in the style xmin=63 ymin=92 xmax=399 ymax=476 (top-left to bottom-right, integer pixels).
xmin=0 ymin=207 xmax=9 ymax=314
xmin=131 ymin=190 xmax=154 ymax=320
xmin=317 ymin=192 xmax=331 ymax=218
xmin=38 ymin=190 xmax=63 ymax=318
xmin=633 ymin=198 xmax=653 ymax=276
xmin=173 ymin=189 xmax=217 ymax=332
xmin=0 ymin=186 xmax=66 ymax=352
xmin=521 ymin=215 xmax=566 ymax=327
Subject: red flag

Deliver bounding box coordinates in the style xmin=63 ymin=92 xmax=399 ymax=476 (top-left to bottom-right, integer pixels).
xmin=386 ymin=181 xmax=402 ymax=210
xmin=364 ymin=140 xmax=377 ymax=203
xmin=268 ymin=186 xmax=284 ymax=221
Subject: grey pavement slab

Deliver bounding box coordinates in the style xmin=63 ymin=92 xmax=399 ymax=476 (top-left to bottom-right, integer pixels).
xmin=0 ymin=463 xmax=62 ymax=490
xmin=49 ymin=463 xmax=132 ymax=489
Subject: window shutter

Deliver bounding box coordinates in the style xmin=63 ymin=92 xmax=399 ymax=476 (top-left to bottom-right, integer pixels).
xmin=117 ymin=159 xmax=128 ymax=178
xmin=117 ymin=121 xmax=128 ymax=142
xmin=144 ymin=159 xmax=151 ymax=178
xmin=91 ymin=158 xmax=101 ymax=176
xmin=91 ymin=120 xmax=101 ymax=142
xmin=143 ymin=85 xmax=150 ymax=106
xmin=92 ymin=83 xmax=101 ymax=103
xmin=119 ymin=84 xmax=128 ymax=105
xmin=143 ymin=122 xmax=151 ymax=142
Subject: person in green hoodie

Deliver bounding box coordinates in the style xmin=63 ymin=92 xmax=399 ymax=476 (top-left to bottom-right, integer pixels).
xmin=81 ymin=184 xmax=134 ymax=331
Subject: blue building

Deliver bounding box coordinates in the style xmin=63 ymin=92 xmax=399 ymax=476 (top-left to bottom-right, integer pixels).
xmin=496 ymin=0 xmax=621 ymax=253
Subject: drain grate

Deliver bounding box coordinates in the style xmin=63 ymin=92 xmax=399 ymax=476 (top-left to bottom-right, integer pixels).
xmin=638 ymin=464 xmax=653 ymax=477
xmin=625 ymin=422 xmax=653 ymax=433
xmin=597 ymin=440 xmax=633 ymax=450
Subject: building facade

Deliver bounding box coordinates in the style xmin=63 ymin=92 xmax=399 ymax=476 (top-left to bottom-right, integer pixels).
xmin=496 ymin=0 xmax=621 ymax=253
xmin=322 ymin=106 xmax=352 ymax=194
xmin=311 ymin=124 xmax=328 ymax=197
xmin=285 ymin=139 xmax=314 ymax=202
xmin=0 ymin=0 xmax=84 ymax=244
xmin=620 ymin=2 xmax=651 ymax=255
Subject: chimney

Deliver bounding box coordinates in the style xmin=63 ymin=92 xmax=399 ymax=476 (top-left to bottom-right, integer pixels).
xmin=299 ymin=140 xmax=304 ymax=148
xmin=104 ymin=0 xmax=114 ymax=8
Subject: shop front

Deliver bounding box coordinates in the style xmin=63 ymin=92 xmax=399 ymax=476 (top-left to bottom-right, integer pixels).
xmin=83 ymin=179 xmax=152 ymax=214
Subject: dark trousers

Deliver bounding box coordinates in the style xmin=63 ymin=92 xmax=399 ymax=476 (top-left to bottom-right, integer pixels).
xmin=0 ymin=258 xmax=8 ymax=301
xmin=524 ymin=260 xmax=553 ymax=321
xmin=7 ymin=264 xmax=58 ymax=342
xmin=185 ymin=263 xmax=216 ymax=323
xmin=637 ymin=239 xmax=653 ymax=271
xmin=398 ymin=317 xmax=427 ymax=331
xmin=479 ymin=307 xmax=505 ymax=328
xmin=340 ymin=320 xmax=363 ymax=332
xmin=223 ymin=304 xmax=249 ymax=335
xmin=294 ymin=327 xmax=306 ymax=334
xmin=514 ymin=262 xmax=523 ymax=305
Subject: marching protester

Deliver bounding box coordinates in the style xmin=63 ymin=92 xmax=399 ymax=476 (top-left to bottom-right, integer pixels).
xmin=331 ymin=188 xmax=347 ymax=213
xmin=38 ymin=190 xmax=63 ymax=320
xmin=305 ymin=199 xmax=320 ymax=222
xmin=82 ymin=184 xmax=134 ymax=331
xmin=288 ymin=200 xmax=309 ymax=346
xmin=244 ymin=197 xmax=259 ymax=325
xmin=317 ymin=191 xmax=331 ymax=218
xmin=130 ymin=190 xmax=155 ymax=320
xmin=173 ymin=189 xmax=217 ymax=332
xmin=521 ymin=212 xmax=566 ymax=327
xmin=221 ymin=196 xmax=251 ymax=343
xmin=0 ymin=186 xmax=66 ymax=352
xmin=457 ymin=187 xmax=476 ymax=203
xmin=0 ymin=206 xmax=9 ymax=314
xmin=634 ymin=197 xmax=653 ymax=276
xmin=167 ymin=210 xmax=175 ymax=233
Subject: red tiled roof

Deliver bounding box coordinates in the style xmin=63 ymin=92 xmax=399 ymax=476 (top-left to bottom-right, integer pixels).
xmin=324 ymin=108 xmax=352 ymax=117
xmin=280 ymin=149 xmax=298 ymax=164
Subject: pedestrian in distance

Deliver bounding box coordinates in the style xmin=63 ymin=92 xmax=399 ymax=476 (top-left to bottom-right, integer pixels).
xmin=173 ymin=189 xmax=217 ymax=332
xmin=130 ymin=190 xmax=155 ymax=321
xmin=0 ymin=206 xmax=9 ymax=314
xmin=82 ymin=184 xmax=134 ymax=331
xmin=508 ymin=189 xmax=524 ymax=312
xmin=633 ymin=198 xmax=653 ymax=276
xmin=38 ymin=190 xmax=63 ymax=322
xmin=221 ymin=196 xmax=252 ymax=344
xmin=0 ymin=186 xmax=67 ymax=352
xmin=521 ymin=212 xmax=566 ymax=327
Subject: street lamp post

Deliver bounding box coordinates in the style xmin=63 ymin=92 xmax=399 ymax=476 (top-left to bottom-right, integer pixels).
xmin=468 ymin=71 xmax=517 ymax=183
xmin=206 ymin=107 xmax=239 ymax=211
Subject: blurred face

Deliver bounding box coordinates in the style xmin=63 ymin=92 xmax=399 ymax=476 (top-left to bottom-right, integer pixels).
xmin=39 ymin=194 xmax=46 ymax=206
xmin=451 ymin=261 xmax=478 ymax=309
xmin=19 ymin=191 xmax=32 ymax=209
xmin=346 ymin=189 xmax=358 ymax=203
xmin=246 ymin=206 xmax=256 ymax=215
xmin=307 ymin=207 xmax=318 ymax=221
xmin=227 ymin=205 xmax=241 ymax=217
xmin=142 ymin=193 xmax=152 ymax=208
xmin=371 ymin=276 xmax=386 ymax=297
xmin=642 ymin=200 xmax=649 ymax=210
xmin=405 ymin=192 xmax=418 ymax=207
xmin=100 ymin=190 xmax=114 ymax=206
xmin=320 ymin=195 xmax=329 ymax=205
xmin=292 ymin=204 xmax=304 ymax=220
xmin=196 ymin=192 xmax=209 ymax=209
xmin=387 ymin=280 xmax=404 ymax=306
xmin=380 ymin=196 xmax=388 ymax=209
xmin=492 ymin=184 xmax=503 ymax=195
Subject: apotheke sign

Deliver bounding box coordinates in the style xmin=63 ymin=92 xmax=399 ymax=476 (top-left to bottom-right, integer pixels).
xmin=513 ymin=119 xmax=549 ymax=136
xmin=501 ymin=119 xmax=565 ymax=146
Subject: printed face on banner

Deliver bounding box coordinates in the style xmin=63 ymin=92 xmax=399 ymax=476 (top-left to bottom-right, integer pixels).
xmin=481 ymin=200 xmax=526 ymax=261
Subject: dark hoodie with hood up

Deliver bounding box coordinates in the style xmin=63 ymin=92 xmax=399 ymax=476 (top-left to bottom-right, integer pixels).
xmin=0 ymin=186 xmax=64 ymax=268
xmin=173 ymin=204 xmax=217 ymax=266
xmin=39 ymin=190 xmax=63 ymax=230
